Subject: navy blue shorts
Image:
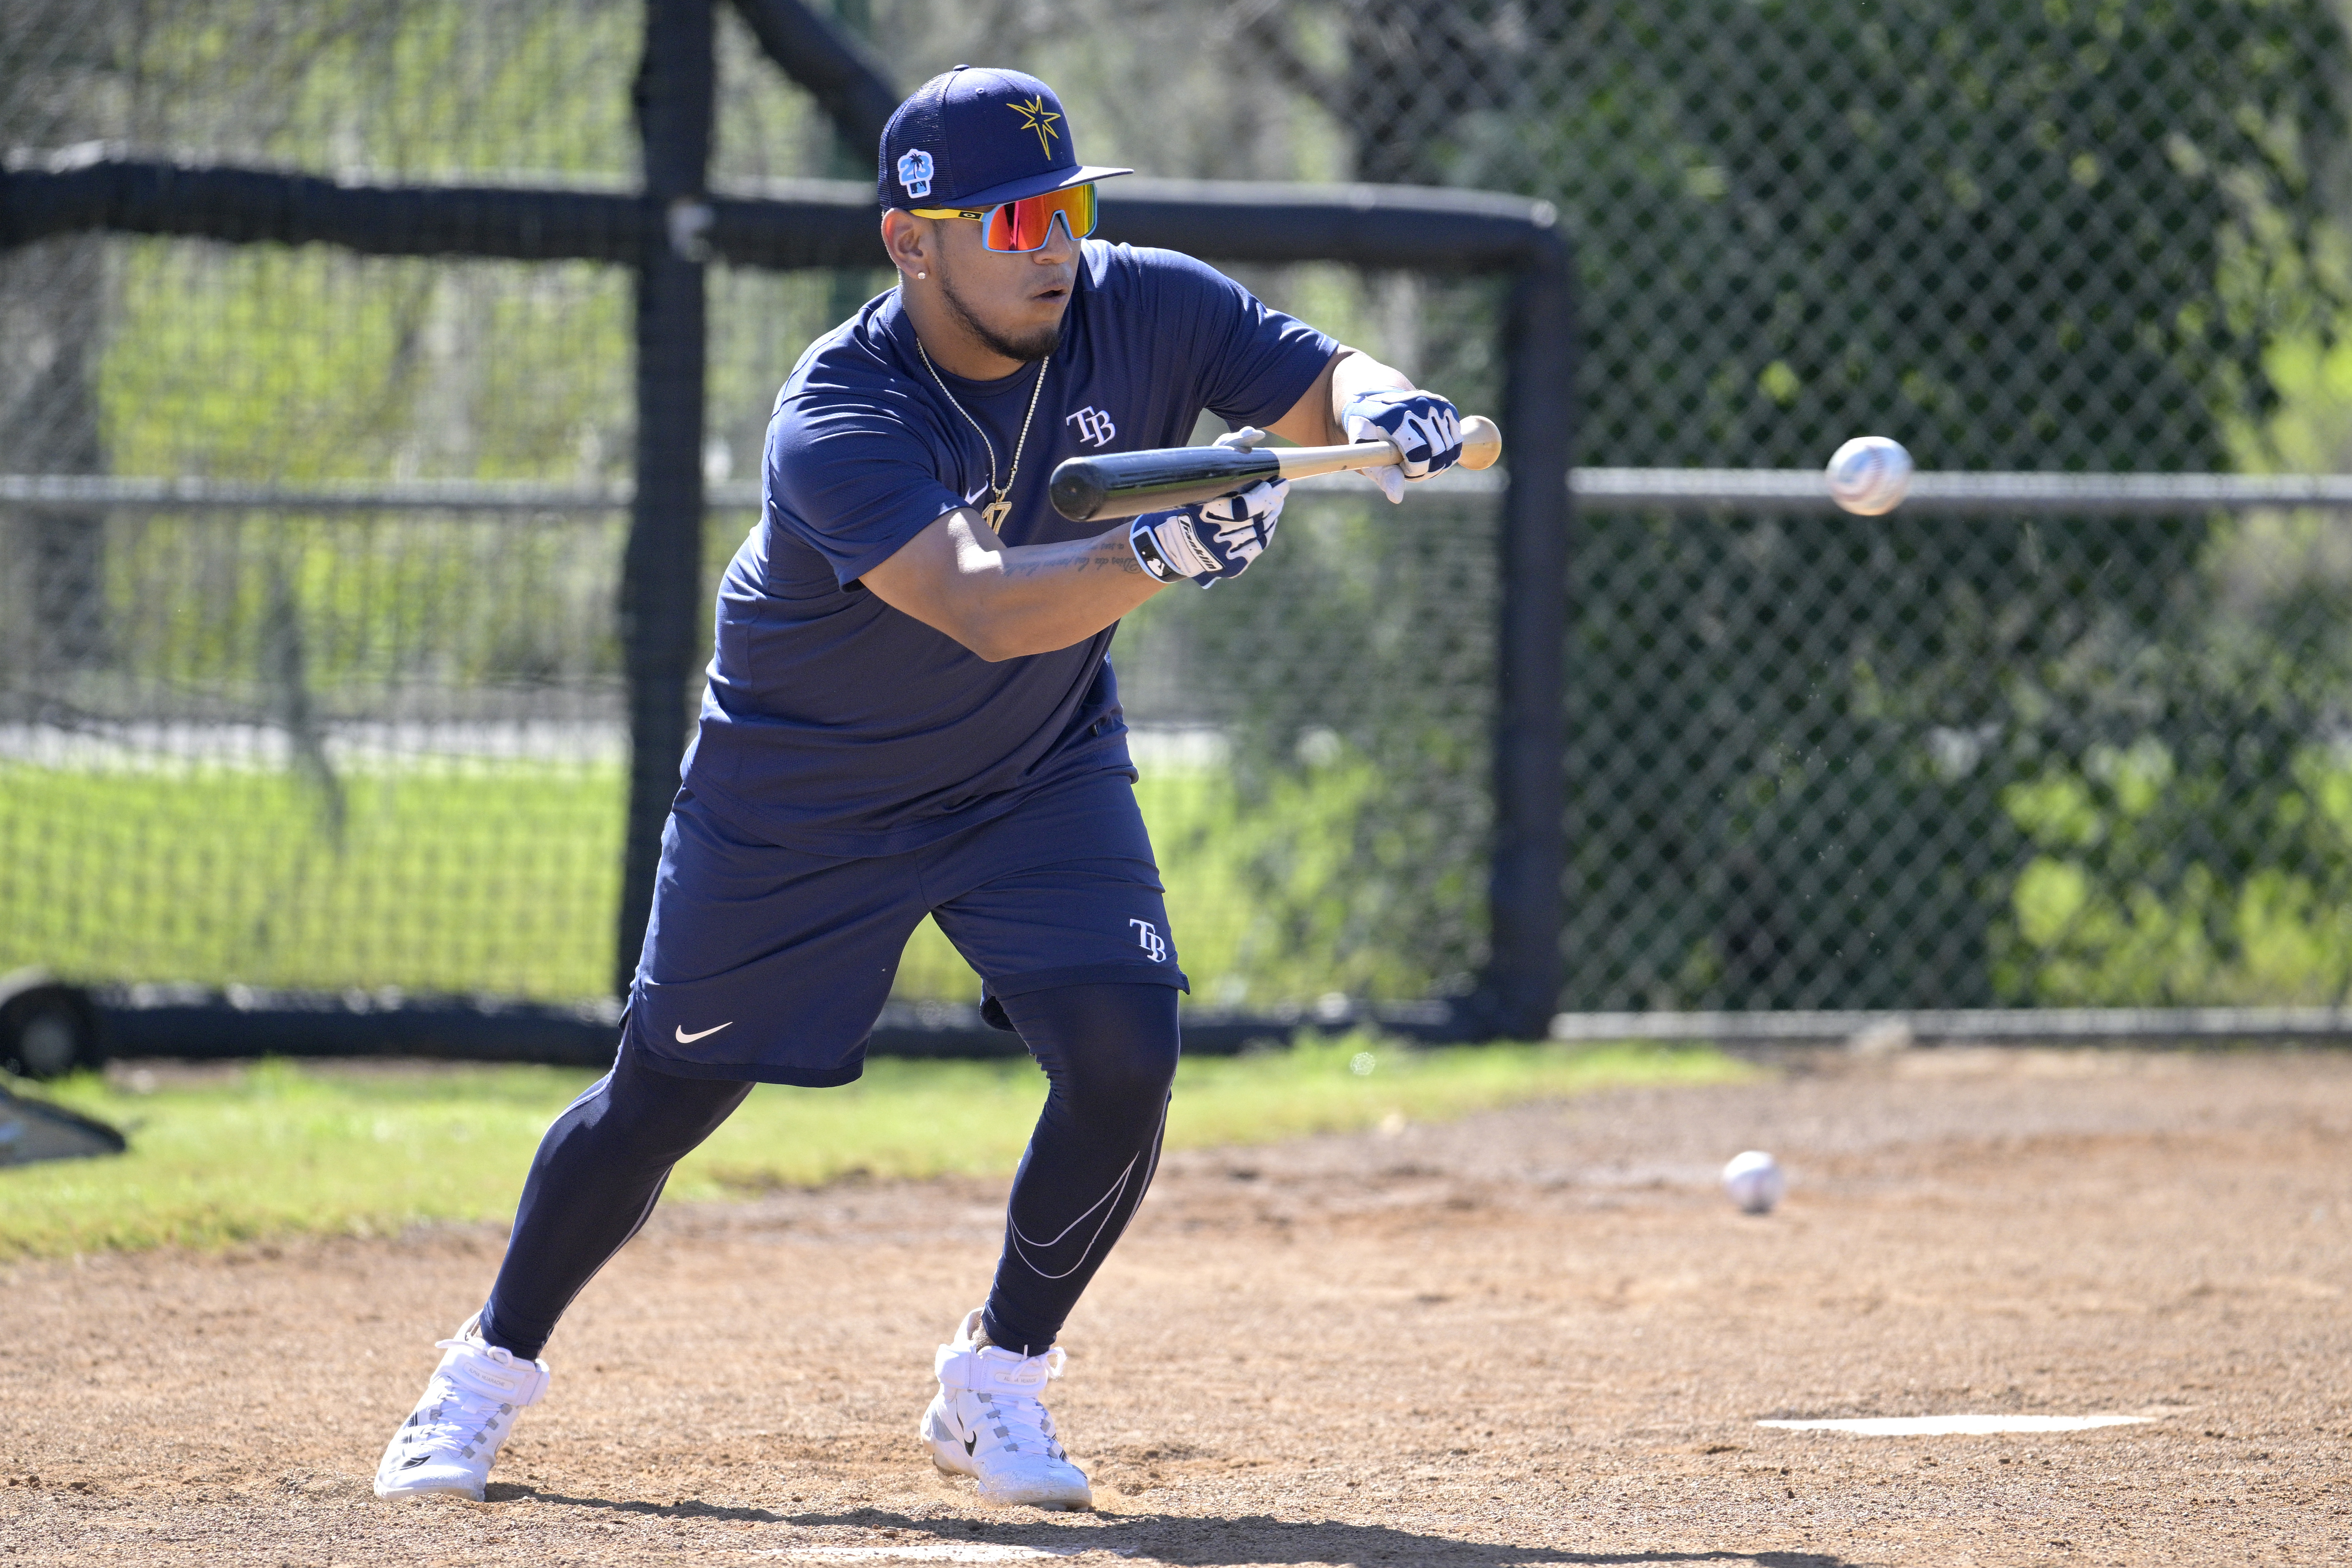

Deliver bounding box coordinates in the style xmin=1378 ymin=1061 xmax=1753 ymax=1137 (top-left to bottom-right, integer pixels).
xmin=625 ymin=769 xmax=1188 ymax=1085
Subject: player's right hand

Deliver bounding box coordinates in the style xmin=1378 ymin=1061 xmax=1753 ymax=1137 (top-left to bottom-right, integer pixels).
xmin=1342 ymin=388 xmax=1464 ymax=503
xmin=1127 ymin=477 xmax=1289 ymax=587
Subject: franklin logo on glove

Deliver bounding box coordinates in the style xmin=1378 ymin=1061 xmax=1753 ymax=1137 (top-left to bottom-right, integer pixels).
xmin=1129 ymin=477 xmax=1288 ymax=586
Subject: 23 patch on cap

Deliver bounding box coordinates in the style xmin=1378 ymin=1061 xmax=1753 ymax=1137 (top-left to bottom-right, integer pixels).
xmin=896 ymin=149 xmax=935 ymax=198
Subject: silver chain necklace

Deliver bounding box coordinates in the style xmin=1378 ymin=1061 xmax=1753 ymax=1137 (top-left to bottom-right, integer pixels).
xmin=917 ymin=339 xmax=1052 ymax=532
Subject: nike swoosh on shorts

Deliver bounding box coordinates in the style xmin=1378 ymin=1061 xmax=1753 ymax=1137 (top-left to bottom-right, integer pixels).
xmin=675 ymin=1022 xmax=734 ymax=1043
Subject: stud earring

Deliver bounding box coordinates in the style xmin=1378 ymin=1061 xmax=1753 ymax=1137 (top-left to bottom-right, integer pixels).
xmin=915 ymin=271 xmax=926 ymax=279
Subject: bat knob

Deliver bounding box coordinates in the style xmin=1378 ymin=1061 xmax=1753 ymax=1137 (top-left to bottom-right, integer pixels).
xmin=1458 ymin=415 xmax=1503 ymax=471
xmin=1050 ymin=458 xmax=1111 ymax=523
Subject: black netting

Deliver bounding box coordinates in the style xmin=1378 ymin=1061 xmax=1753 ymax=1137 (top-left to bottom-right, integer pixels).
xmin=0 ymin=240 xmax=631 ymax=1000
xmin=0 ymin=3 xmax=649 ymax=1003
xmin=8 ymin=1 xmax=2352 ymax=1020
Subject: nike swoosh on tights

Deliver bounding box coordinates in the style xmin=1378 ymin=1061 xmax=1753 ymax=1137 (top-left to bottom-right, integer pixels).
xmin=674 ymin=1022 xmax=734 ymax=1043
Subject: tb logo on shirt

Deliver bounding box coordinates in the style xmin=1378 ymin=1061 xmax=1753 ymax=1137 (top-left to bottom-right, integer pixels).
xmin=1066 ymin=406 xmax=1117 ymax=448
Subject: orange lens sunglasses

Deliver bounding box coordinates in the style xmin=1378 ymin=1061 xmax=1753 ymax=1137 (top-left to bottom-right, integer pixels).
xmin=910 ymin=184 xmax=1097 ymax=252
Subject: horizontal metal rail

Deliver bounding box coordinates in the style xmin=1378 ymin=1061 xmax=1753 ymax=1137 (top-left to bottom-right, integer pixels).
xmin=11 ymin=468 xmax=2352 ymax=515
xmin=1573 ymin=468 xmax=2352 ymax=515
xmin=90 ymin=983 xmax=1466 ymax=1065
xmin=1550 ymin=1006 xmax=2352 ymax=1046
xmin=0 ymin=468 xmax=1490 ymax=513
xmin=0 ymin=473 xmax=732 ymax=512
xmin=1 ymin=158 xmax=1565 ymax=276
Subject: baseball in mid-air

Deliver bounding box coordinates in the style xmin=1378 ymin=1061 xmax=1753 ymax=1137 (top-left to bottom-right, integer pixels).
xmin=1826 ymin=435 xmax=1913 ymax=515
xmin=1721 ymin=1149 xmax=1787 ymax=1214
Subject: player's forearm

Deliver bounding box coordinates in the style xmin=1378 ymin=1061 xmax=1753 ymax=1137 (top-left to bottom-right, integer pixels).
xmin=1266 ymin=347 xmax=1415 ymax=447
xmin=1329 ymin=350 xmax=1415 ymax=427
xmin=941 ymin=517 xmax=1167 ymax=662
xmin=1308 ymin=348 xmax=1419 ymax=446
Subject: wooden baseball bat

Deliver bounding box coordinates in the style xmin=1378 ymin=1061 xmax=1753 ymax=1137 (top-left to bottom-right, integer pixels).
xmin=1048 ymin=415 xmax=1504 ymax=523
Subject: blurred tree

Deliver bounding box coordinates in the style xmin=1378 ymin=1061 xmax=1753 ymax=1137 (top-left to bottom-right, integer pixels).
xmin=1237 ymin=0 xmax=2352 ymax=1006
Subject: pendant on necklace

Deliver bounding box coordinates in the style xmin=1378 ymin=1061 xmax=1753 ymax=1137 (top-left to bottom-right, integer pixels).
xmin=981 ymin=497 xmax=1011 ymax=530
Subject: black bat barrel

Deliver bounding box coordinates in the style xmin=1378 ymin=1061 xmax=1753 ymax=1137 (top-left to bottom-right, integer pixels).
xmin=1049 ymin=444 xmax=1284 ymax=523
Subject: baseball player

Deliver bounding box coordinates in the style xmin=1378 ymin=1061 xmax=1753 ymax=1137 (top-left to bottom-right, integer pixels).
xmin=374 ymin=65 xmax=1466 ymax=1512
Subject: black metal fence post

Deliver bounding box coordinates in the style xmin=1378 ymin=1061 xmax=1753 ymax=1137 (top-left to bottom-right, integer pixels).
xmin=616 ymin=0 xmax=716 ymax=996
xmin=726 ymin=0 xmax=898 ymax=145
xmin=1479 ymin=216 xmax=1576 ymax=1039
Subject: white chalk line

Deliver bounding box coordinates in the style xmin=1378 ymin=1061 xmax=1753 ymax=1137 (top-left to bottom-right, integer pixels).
xmin=1759 ymin=1414 xmax=2155 ymax=1436
xmin=749 ymin=1545 xmax=1124 ymax=1563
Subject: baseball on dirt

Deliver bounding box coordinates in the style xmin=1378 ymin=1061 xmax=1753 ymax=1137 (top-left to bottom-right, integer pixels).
xmin=1826 ymin=435 xmax=1913 ymax=515
xmin=1721 ymin=1149 xmax=1787 ymax=1214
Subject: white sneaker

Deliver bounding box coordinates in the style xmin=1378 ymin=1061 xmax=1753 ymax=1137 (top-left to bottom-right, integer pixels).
xmin=920 ymin=1308 xmax=1092 ymax=1510
xmin=373 ymin=1317 xmax=550 ymax=1502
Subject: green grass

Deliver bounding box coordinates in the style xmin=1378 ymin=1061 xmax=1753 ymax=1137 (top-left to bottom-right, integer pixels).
xmin=0 ymin=1039 xmax=1749 ymax=1261
xmin=0 ymin=761 xmax=626 ymax=1001
xmin=0 ymin=755 xmax=1463 ymax=1008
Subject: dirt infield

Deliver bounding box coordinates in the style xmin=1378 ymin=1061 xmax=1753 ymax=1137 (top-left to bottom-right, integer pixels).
xmin=5 ymin=1046 xmax=2349 ymax=1566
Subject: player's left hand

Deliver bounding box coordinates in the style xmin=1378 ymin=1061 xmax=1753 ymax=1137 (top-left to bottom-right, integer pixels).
xmin=1129 ymin=477 xmax=1289 ymax=587
xmin=1342 ymin=388 xmax=1464 ymax=503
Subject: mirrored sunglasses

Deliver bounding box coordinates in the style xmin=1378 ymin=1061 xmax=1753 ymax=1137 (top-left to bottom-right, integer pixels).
xmin=911 ymin=183 xmax=1098 ymax=252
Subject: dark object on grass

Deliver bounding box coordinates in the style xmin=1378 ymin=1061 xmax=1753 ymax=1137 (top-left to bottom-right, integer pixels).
xmin=95 ymin=987 xmax=1468 ymax=1069
xmin=0 ymin=1083 xmax=126 ymax=1168
xmin=0 ymin=971 xmax=106 ymax=1081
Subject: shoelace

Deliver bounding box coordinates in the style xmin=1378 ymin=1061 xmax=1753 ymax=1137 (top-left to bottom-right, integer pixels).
xmin=971 ymin=1385 xmax=1064 ymax=1460
xmin=967 ymin=1346 xmax=1068 ymax=1460
xmin=397 ymin=1341 xmax=517 ymax=1457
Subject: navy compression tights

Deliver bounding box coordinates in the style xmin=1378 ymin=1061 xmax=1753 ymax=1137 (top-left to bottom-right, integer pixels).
xmin=477 ymin=983 xmax=1178 ymax=1362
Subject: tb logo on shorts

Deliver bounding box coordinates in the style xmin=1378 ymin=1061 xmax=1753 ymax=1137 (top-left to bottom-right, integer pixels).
xmin=1066 ymin=406 xmax=1117 ymax=448
xmin=1128 ymin=918 xmax=1168 ymax=963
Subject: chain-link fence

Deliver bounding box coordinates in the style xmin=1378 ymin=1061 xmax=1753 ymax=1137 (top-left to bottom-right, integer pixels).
xmin=1209 ymin=0 xmax=2352 ymax=1013
xmin=0 ymin=472 xmax=1491 ymax=1014
xmin=0 ymin=1 xmax=1515 ymax=1025
xmin=8 ymin=0 xmax=2352 ymax=1026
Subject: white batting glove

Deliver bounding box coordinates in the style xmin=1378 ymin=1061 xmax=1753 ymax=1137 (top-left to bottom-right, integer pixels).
xmin=1129 ymin=477 xmax=1289 ymax=587
xmin=1342 ymin=388 xmax=1464 ymax=503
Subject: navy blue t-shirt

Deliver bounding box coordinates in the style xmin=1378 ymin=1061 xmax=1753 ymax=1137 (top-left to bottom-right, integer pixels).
xmin=680 ymin=241 xmax=1338 ymax=856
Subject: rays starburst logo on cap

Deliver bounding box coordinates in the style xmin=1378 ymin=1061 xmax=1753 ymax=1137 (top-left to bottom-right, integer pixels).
xmin=1008 ymin=95 xmax=1061 ymax=158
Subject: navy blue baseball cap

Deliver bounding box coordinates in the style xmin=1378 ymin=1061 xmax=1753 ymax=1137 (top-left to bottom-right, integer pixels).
xmin=878 ymin=66 xmax=1131 ymax=211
